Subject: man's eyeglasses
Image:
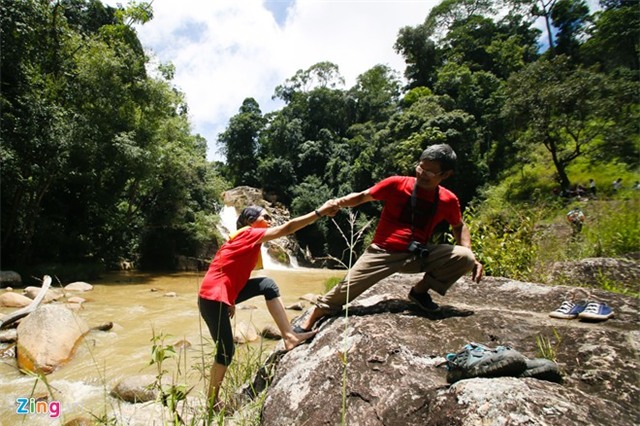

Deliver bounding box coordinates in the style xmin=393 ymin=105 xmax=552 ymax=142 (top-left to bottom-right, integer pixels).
xmin=260 ymin=213 xmax=272 ymax=221
xmin=416 ymin=164 xmax=443 ymax=177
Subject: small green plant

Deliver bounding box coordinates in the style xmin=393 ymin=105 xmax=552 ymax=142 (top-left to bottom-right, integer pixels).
xmin=464 ymin=204 xmax=541 ymax=281
xmin=324 ymin=276 xmax=343 ymax=292
xmin=329 ymin=210 xmax=373 ymax=425
xmin=594 ymin=271 xmax=639 ymax=297
xmin=535 ymin=328 xmax=563 ymax=362
xmin=148 ymin=331 xmax=193 ymax=425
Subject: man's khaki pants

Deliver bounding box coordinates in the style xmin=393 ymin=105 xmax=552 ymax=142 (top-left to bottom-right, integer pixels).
xmin=316 ymin=243 xmax=475 ymax=314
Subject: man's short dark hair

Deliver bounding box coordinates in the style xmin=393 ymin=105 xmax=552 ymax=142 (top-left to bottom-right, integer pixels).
xmin=419 ymin=144 xmax=457 ymax=172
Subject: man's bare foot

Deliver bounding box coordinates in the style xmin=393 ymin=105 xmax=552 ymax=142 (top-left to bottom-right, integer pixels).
xmin=283 ymin=329 xmax=317 ymax=351
xmin=301 ymin=306 xmax=328 ymax=331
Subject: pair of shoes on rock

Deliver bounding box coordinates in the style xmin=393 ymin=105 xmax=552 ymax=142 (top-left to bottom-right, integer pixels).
xmin=442 ymin=342 xmax=562 ymax=384
xmin=549 ymin=300 xmax=614 ymax=321
xmin=408 ymin=288 xmax=440 ymax=311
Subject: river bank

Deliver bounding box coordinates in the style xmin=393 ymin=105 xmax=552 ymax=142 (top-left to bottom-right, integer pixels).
xmin=0 ymin=268 xmax=341 ymax=424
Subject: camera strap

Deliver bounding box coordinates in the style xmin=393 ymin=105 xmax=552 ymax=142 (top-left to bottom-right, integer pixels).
xmin=410 ymin=180 xmax=439 ymax=242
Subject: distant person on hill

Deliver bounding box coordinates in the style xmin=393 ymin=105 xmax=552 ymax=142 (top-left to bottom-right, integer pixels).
xmin=613 ymin=178 xmax=622 ymax=193
xmin=299 ymin=144 xmax=483 ymax=333
xmin=634 ymin=181 xmax=640 ymax=190
xmin=199 ymin=201 xmax=338 ymax=411
xmin=589 ymin=178 xmax=596 ymax=197
xmin=566 ymin=206 xmax=585 ymax=235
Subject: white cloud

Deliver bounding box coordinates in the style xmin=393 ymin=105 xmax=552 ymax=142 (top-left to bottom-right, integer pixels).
xmin=113 ymin=0 xmax=437 ymax=161
xmin=102 ymin=0 xmax=604 ymax=162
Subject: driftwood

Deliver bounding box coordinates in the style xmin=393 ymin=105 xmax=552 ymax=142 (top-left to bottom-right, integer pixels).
xmin=0 ymin=275 xmax=51 ymax=329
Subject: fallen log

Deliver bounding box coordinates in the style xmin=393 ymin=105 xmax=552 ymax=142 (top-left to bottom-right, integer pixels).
xmin=0 ymin=275 xmax=51 ymax=329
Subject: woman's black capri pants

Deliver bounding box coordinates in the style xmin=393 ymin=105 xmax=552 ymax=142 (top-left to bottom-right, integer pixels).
xmin=199 ymin=277 xmax=280 ymax=366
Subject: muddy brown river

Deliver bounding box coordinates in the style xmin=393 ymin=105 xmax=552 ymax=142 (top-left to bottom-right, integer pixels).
xmin=0 ymin=267 xmax=342 ymax=424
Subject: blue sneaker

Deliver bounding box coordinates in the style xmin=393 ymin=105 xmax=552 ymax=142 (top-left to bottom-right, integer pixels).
xmin=578 ymin=302 xmax=614 ymax=321
xmin=549 ymin=301 xmax=586 ymax=319
xmin=444 ymin=342 xmax=527 ymax=384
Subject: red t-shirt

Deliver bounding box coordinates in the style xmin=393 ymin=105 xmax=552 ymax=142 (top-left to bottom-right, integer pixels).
xmin=369 ymin=176 xmax=462 ymax=252
xmin=198 ymin=227 xmax=266 ymax=305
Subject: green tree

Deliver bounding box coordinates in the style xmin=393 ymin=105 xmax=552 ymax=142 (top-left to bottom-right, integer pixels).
xmin=273 ymin=61 xmax=345 ymax=103
xmin=1 ymin=0 xmax=224 ymax=274
xmin=504 ymin=0 xmax=560 ymax=55
xmin=504 ymin=56 xmax=631 ymax=190
xmin=580 ymin=0 xmax=640 ymax=71
xmin=423 ymin=0 xmax=498 ymax=40
xmin=550 ymin=0 xmax=590 ymax=58
xmin=347 ymin=64 xmax=401 ymax=124
xmin=394 ymin=24 xmax=441 ymax=89
xmin=218 ymin=98 xmax=265 ymax=187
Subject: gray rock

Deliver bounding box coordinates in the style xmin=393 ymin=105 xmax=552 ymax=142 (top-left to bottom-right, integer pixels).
xmin=0 ymin=271 xmax=21 ymax=288
xmin=261 ymin=324 xmax=281 ymax=340
xmin=0 ymin=291 xmax=32 ymax=308
xmin=285 ymin=301 xmax=305 ymax=310
xmin=258 ymin=275 xmax=639 ymax=426
xmin=233 ymin=321 xmax=259 ymax=344
xmin=549 ymin=256 xmax=640 ymax=292
xmin=24 ymin=286 xmax=63 ymax=302
xmin=17 ymin=304 xmax=89 ymax=374
xmin=221 ymin=186 xmax=304 ymax=266
xmin=64 ymin=282 xmax=93 ymax=292
xmin=110 ymin=374 xmax=159 ymax=403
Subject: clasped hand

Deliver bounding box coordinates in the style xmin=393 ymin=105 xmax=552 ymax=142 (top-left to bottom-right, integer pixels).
xmin=317 ymin=199 xmax=341 ymax=217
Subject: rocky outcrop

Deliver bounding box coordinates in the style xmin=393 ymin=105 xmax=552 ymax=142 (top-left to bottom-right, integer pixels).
xmin=0 ymin=271 xmax=21 ymax=288
xmin=549 ymin=256 xmax=640 ymax=293
xmin=258 ymin=275 xmax=639 ymax=426
xmin=221 ymin=186 xmax=304 ymax=266
xmin=16 ymin=304 xmax=89 ymax=374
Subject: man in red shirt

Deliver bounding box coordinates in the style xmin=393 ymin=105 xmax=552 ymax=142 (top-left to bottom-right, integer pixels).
xmin=299 ymin=144 xmax=483 ymax=331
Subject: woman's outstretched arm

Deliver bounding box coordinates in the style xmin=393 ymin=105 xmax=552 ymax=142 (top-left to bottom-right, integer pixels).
xmin=260 ymin=199 xmax=338 ymax=242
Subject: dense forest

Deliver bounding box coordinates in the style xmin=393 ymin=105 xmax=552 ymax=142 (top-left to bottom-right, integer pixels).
xmin=1 ymin=0 xmax=638 ymax=280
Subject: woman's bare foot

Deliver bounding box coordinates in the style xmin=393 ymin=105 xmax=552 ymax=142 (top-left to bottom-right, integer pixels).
xmin=209 ymin=398 xmax=225 ymax=414
xmin=283 ymin=329 xmax=317 ymax=351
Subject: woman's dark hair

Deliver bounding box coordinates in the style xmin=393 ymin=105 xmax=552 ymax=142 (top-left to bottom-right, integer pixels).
xmin=236 ymin=205 xmax=264 ymax=229
xmin=419 ymin=144 xmax=457 ymax=172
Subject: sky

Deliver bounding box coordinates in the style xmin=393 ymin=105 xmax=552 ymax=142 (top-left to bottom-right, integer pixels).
xmin=106 ymin=0 xmax=440 ymax=161
xmin=107 ymin=0 xmax=600 ymax=163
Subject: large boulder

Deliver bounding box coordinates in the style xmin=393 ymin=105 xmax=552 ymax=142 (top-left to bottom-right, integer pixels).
xmin=221 ymin=186 xmax=304 ymax=266
xmin=259 ymin=275 xmax=639 ymax=425
xmin=549 ymin=256 xmax=640 ymax=295
xmin=17 ymin=304 xmax=89 ymax=374
xmin=0 ymin=291 xmax=32 ymax=308
xmin=0 ymin=270 xmax=21 ymax=288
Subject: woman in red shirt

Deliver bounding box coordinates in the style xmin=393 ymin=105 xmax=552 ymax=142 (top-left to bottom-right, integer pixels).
xmin=199 ymin=201 xmax=337 ymax=411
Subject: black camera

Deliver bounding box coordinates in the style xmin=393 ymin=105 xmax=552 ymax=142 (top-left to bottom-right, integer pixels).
xmin=408 ymin=240 xmax=430 ymax=258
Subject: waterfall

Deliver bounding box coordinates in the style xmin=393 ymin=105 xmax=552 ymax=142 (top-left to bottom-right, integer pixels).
xmin=217 ymin=205 xmax=298 ymax=270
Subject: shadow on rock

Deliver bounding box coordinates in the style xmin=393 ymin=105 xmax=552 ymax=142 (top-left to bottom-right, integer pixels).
xmin=341 ymin=298 xmax=474 ymax=320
